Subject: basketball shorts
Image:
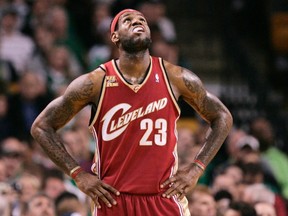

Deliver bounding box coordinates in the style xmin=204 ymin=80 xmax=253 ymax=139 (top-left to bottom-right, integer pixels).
xmin=92 ymin=193 xmax=190 ymax=216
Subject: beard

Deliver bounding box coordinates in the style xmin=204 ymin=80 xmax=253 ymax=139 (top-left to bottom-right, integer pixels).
xmin=120 ymin=35 xmax=152 ymax=53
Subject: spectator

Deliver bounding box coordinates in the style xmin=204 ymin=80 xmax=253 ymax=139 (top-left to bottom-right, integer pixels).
xmin=241 ymin=162 xmax=281 ymax=194
xmin=42 ymin=168 xmax=87 ymax=203
xmin=187 ymin=184 xmax=217 ymax=216
xmin=46 ymin=45 xmax=82 ymax=94
xmin=0 ymin=7 xmax=35 ymax=75
xmin=55 ymin=191 xmax=88 ymax=216
xmin=254 ymin=202 xmax=276 ymax=216
xmin=11 ymin=173 xmax=41 ymax=216
xmin=22 ymin=192 xmax=56 ymax=216
xmin=138 ymin=0 xmax=177 ymax=43
xmin=214 ymin=190 xmax=233 ymax=216
xmin=211 ymin=173 xmax=240 ymax=201
xmin=250 ymin=116 xmax=288 ymax=199
xmin=61 ymin=128 xmax=93 ymax=173
xmin=224 ymin=201 xmax=257 ymax=216
xmin=8 ymin=71 xmax=52 ymax=141
xmin=87 ymin=2 xmax=115 ymax=70
xmin=242 ymin=183 xmax=288 ymax=216
xmin=27 ymin=24 xmax=56 ymax=83
xmin=0 ymin=137 xmax=28 ymax=181
xmin=0 ymin=59 xmax=18 ymax=90
xmin=0 ymin=182 xmax=14 ymax=216
xmin=176 ymin=118 xmax=200 ymax=167
xmin=45 ymin=6 xmax=86 ymax=69
xmin=42 ymin=169 xmax=67 ymax=200
xmin=22 ymin=0 xmax=53 ymax=36
xmin=0 ymin=84 xmax=13 ymax=141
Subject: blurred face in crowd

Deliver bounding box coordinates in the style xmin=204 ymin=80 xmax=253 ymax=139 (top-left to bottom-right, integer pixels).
xmin=26 ymin=194 xmax=55 ymax=216
xmin=211 ymin=174 xmax=238 ymax=200
xmin=224 ymin=209 xmax=241 ymax=216
xmin=1 ymin=12 xmax=18 ymax=33
xmin=19 ymin=72 xmax=44 ymax=100
xmin=44 ymin=177 xmax=65 ymax=199
xmin=254 ymin=202 xmax=276 ymax=216
xmin=189 ymin=190 xmax=217 ymax=216
xmin=1 ymin=137 xmax=27 ymax=179
xmin=17 ymin=174 xmax=41 ymax=203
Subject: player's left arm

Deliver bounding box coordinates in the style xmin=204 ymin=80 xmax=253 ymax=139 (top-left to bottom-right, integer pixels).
xmin=161 ymin=61 xmax=233 ymax=199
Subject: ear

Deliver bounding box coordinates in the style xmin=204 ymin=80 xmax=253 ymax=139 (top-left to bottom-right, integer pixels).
xmin=111 ymin=32 xmax=119 ymax=44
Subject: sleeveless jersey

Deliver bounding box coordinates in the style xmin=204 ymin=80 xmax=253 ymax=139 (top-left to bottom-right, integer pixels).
xmin=89 ymin=56 xmax=180 ymax=195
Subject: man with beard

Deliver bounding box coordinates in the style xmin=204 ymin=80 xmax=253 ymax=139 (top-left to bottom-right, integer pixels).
xmin=31 ymin=9 xmax=233 ymax=215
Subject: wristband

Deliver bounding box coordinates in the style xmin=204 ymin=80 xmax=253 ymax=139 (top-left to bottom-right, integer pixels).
xmin=70 ymin=166 xmax=83 ymax=179
xmin=193 ymin=159 xmax=206 ymax=171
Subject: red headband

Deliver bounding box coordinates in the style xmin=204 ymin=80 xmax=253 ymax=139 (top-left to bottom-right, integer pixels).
xmin=110 ymin=9 xmax=141 ymax=35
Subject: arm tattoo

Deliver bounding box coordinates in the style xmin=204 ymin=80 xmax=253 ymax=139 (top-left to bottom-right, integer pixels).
xmin=32 ymin=77 xmax=95 ymax=174
xmin=181 ymin=68 xmax=233 ymax=166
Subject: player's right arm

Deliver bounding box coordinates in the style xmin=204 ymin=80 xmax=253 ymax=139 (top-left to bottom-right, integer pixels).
xmin=31 ymin=68 xmax=119 ymax=208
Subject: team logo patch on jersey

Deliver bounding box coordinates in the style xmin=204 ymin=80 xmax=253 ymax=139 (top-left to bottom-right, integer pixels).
xmin=106 ymin=76 xmax=119 ymax=87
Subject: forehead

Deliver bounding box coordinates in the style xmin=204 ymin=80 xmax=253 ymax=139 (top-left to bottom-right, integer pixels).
xmin=119 ymin=12 xmax=145 ymax=21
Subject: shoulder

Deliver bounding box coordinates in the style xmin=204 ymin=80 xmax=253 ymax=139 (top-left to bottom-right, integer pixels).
xmin=63 ymin=67 xmax=106 ymax=104
xmin=162 ymin=60 xmax=205 ymax=98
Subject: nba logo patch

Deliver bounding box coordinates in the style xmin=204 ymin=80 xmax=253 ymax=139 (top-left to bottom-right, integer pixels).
xmin=106 ymin=76 xmax=119 ymax=87
xmin=155 ymin=73 xmax=160 ymax=83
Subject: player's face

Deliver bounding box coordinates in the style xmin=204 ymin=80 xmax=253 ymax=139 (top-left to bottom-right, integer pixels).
xmin=116 ymin=12 xmax=152 ymax=53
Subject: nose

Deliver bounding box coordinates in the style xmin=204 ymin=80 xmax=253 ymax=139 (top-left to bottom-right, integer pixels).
xmin=132 ymin=18 xmax=142 ymax=26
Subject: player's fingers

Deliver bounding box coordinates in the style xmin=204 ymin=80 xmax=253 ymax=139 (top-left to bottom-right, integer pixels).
xmin=103 ymin=182 xmax=120 ymax=196
xmin=162 ymin=181 xmax=181 ymax=198
xmin=178 ymin=187 xmax=189 ymax=200
xmin=92 ymin=195 xmax=101 ymax=209
xmin=98 ymin=187 xmax=117 ymax=207
xmin=160 ymin=176 xmax=176 ymax=188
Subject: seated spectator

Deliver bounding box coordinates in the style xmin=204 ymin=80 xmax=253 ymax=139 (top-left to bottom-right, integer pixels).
xmin=0 ymin=137 xmax=28 ymax=181
xmin=45 ymin=45 xmax=82 ymax=94
xmin=0 ymin=182 xmax=14 ymax=216
xmin=0 ymin=7 xmax=35 ymax=75
xmin=45 ymin=6 xmax=86 ymax=68
xmin=249 ymin=116 xmax=288 ymax=199
xmin=55 ymin=191 xmax=88 ymax=216
xmin=61 ymin=128 xmax=93 ymax=173
xmin=241 ymin=162 xmax=281 ymax=194
xmin=8 ymin=71 xmax=53 ymax=141
xmin=0 ymin=84 xmax=13 ymax=142
xmin=242 ymin=183 xmax=288 ymax=216
xmin=0 ymin=59 xmax=18 ymax=91
xmin=254 ymin=202 xmax=276 ymax=216
xmin=12 ymin=173 xmax=42 ymax=216
xmin=176 ymin=118 xmax=199 ymax=168
xmin=187 ymin=184 xmax=217 ymax=216
xmin=22 ymin=192 xmax=56 ymax=216
xmin=211 ymin=173 xmax=240 ymax=201
xmin=224 ymin=201 xmax=257 ymax=216
xmin=137 ymin=0 xmax=177 ymax=43
xmin=42 ymin=168 xmax=87 ymax=203
xmin=214 ymin=190 xmax=233 ymax=216
xmin=42 ymin=168 xmax=67 ymax=200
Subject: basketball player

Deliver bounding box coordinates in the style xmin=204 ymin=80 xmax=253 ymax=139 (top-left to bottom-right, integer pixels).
xmin=31 ymin=9 xmax=233 ymax=215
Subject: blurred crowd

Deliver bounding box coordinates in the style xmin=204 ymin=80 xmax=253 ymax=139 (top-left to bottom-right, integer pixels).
xmin=0 ymin=0 xmax=287 ymax=216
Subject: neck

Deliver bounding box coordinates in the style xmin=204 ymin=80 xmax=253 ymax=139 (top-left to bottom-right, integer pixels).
xmin=115 ymin=50 xmax=150 ymax=85
xmin=118 ymin=49 xmax=150 ymax=78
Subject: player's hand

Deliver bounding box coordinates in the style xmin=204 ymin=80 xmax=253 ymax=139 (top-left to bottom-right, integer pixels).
xmin=160 ymin=164 xmax=203 ymax=200
xmin=73 ymin=171 xmax=120 ymax=209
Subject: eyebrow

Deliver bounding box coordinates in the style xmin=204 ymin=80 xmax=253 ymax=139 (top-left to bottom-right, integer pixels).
xmin=121 ymin=13 xmax=145 ymax=20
